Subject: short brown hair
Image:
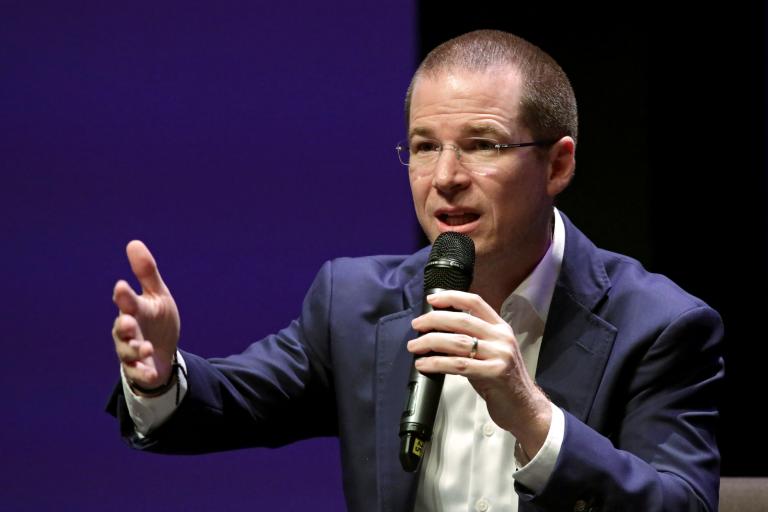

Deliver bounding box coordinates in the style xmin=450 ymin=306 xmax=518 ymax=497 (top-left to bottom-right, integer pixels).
xmin=405 ymin=30 xmax=578 ymax=143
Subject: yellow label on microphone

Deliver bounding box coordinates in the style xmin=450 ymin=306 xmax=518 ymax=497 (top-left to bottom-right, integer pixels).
xmin=413 ymin=438 xmax=424 ymax=457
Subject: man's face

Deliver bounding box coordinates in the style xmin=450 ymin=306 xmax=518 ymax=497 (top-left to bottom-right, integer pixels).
xmin=408 ymin=67 xmax=557 ymax=267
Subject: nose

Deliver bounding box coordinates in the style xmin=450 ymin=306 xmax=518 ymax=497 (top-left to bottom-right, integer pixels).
xmin=432 ymin=144 xmax=471 ymax=194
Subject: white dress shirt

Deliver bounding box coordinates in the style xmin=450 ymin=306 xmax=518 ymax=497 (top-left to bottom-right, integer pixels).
xmin=414 ymin=208 xmax=566 ymax=512
xmin=120 ymin=353 xmax=188 ymax=438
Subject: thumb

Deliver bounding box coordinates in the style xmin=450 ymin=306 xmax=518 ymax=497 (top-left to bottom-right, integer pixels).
xmin=126 ymin=240 xmax=168 ymax=295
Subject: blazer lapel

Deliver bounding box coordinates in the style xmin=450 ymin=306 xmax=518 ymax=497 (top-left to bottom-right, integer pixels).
xmin=536 ymin=284 xmax=617 ymax=423
xmin=374 ymin=269 xmax=423 ymax=512
xmin=536 ymin=213 xmax=617 ymax=423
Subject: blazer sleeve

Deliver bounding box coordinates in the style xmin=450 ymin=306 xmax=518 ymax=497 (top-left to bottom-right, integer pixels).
xmin=517 ymin=305 xmax=724 ymax=512
xmin=105 ymin=260 xmax=339 ymax=454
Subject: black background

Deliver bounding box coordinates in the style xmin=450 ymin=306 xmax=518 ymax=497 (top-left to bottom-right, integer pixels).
xmin=417 ymin=2 xmax=767 ymax=475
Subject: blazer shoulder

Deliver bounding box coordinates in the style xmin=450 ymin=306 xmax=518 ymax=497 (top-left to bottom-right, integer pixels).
xmin=327 ymin=248 xmax=429 ymax=290
xmin=598 ymin=248 xmax=720 ymax=323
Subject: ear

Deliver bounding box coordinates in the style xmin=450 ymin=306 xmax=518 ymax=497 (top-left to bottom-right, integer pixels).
xmin=546 ymin=136 xmax=576 ymax=197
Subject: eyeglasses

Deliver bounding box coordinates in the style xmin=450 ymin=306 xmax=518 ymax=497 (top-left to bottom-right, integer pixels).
xmin=395 ymin=137 xmax=557 ymax=175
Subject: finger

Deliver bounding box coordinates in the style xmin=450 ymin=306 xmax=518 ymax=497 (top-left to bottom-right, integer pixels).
xmin=123 ymin=357 xmax=160 ymax=385
xmin=412 ymin=309 xmax=495 ymax=339
xmin=414 ymin=353 xmax=502 ymax=377
xmin=408 ymin=332 xmax=482 ymax=358
xmin=126 ymin=240 xmax=168 ymax=295
xmin=112 ymin=314 xmax=148 ymax=365
xmin=112 ymin=314 xmax=143 ymax=342
xmin=426 ymin=290 xmax=502 ymax=324
xmin=113 ymin=280 xmax=141 ymax=315
xmin=116 ymin=338 xmax=155 ymax=365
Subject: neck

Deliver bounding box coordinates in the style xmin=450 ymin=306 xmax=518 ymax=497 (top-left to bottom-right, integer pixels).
xmin=470 ymin=214 xmax=554 ymax=313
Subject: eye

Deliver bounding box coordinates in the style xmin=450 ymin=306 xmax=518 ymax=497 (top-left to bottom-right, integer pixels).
xmin=411 ymin=140 xmax=440 ymax=153
xmin=465 ymin=138 xmax=498 ymax=152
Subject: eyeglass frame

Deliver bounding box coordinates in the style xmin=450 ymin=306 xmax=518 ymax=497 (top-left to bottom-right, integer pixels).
xmin=395 ymin=137 xmax=559 ymax=171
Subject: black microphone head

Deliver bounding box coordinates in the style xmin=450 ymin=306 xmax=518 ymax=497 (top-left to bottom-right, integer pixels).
xmin=424 ymin=232 xmax=475 ymax=292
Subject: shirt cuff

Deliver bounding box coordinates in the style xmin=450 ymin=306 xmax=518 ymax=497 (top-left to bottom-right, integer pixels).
xmin=512 ymin=401 xmax=564 ymax=493
xmin=120 ymin=351 xmax=188 ymax=437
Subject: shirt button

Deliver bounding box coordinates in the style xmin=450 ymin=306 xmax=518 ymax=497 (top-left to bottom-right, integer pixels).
xmin=475 ymin=498 xmax=490 ymax=511
xmin=482 ymin=422 xmax=495 ymax=437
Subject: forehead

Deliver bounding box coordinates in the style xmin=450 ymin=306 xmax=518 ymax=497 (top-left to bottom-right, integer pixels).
xmin=409 ymin=66 xmax=525 ymax=138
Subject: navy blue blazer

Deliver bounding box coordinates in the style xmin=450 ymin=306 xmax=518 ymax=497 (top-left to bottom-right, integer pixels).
xmin=108 ymin=213 xmax=723 ymax=511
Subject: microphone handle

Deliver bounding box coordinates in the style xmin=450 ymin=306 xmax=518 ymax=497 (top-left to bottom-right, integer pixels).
xmin=399 ymin=287 xmax=452 ymax=473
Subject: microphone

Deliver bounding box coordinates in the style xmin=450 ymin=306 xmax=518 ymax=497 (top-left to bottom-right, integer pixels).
xmin=399 ymin=231 xmax=475 ymax=472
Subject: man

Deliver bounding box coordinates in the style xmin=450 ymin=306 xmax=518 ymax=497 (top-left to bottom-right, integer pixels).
xmin=108 ymin=30 xmax=723 ymax=511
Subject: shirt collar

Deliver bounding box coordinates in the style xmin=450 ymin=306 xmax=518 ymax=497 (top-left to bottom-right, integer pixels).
xmin=500 ymin=208 xmax=565 ymax=323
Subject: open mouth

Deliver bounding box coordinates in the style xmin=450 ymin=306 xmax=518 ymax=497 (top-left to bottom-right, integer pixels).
xmin=438 ymin=212 xmax=480 ymax=226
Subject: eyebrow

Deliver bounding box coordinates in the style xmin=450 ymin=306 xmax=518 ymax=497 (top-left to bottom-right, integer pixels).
xmin=463 ymin=123 xmax=511 ymax=139
xmin=408 ymin=123 xmax=511 ymax=140
xmin=408 ymin=126 xmax=433 ymax=139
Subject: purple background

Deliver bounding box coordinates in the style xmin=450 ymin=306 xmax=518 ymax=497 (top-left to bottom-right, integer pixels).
xmin=1 ymin=2 xmax=416 ymax=510
xmin=3 ymin=2 xmax=767 ymax=509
